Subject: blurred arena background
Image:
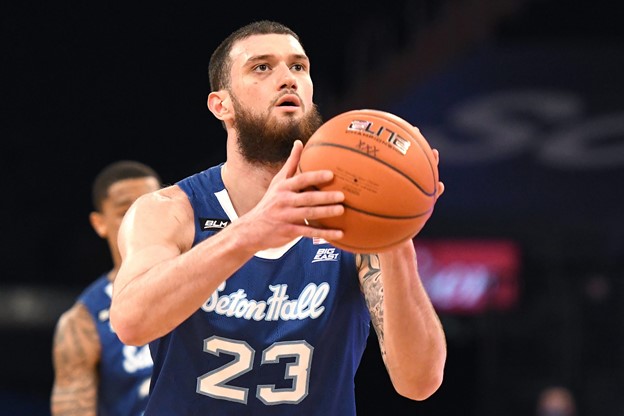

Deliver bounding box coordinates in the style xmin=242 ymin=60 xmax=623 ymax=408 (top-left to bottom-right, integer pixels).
xmin=2 ymin=0 xmax=623 ymax=414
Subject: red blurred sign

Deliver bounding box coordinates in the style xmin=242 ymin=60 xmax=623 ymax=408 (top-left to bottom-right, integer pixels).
xmin=414 ymin=239 xmax=520 ymax=314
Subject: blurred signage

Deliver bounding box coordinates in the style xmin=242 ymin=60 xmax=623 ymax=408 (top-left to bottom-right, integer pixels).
xmin=390 ymin=44 xmax=624 ymax=237
xmin=415 ymin=239 xmax=520 ymax=314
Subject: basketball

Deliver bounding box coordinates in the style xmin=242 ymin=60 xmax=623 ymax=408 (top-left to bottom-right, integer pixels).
xmin=298 ymin=109 xmax=439 ymax=253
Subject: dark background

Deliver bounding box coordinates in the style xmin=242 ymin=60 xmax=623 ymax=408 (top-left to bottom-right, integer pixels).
xmin=2 ymin=0 xmax=623 ymax=415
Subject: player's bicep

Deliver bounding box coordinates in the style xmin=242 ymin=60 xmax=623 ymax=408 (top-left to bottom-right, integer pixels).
xmin=52 ymin=304 xmax=100 ymax=375
xmin=118 ymin=191 xmax=188 ymax=259
xmin=115 ymin=189 xmax=193 ymax=293
xmin=51 ymin=304 xmax=99 ymax=412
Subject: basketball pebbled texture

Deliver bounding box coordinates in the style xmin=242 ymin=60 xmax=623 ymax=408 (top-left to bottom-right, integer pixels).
xmin=298 ymin=109 xmax=439 ymax=253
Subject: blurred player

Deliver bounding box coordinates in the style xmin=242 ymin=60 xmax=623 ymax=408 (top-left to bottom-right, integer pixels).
xmin=51 ymin=160 xmax=161 ymax=415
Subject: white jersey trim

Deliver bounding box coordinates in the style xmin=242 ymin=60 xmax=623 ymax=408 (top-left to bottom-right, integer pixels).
xmin=214 ymin=189 xmax=301 ymax=260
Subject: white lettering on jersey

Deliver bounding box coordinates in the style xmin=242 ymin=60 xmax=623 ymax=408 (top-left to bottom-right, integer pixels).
xmin=123 ymin=345 xmax=153 ymax=373
xmin=312 ymin=248 xmax=339 ymax=263
xmin=201 ymin=282 xmax=330 ymax=321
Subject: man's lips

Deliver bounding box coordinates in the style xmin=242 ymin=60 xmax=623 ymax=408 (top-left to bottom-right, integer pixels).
xmin=274 ymin=94 xmax=302 ymax=107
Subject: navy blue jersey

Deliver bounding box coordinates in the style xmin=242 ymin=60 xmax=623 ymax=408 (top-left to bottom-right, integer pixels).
xmin=78 ymin=274 xmax=153 ymax=416
xmin=145 ymin=164 xmax=371 ymax=415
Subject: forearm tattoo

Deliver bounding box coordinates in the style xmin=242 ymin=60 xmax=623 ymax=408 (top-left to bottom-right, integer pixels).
xmin=356 ymin=253 xmax=386 ymax=360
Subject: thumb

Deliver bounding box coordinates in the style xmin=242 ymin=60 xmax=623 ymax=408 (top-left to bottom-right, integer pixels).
xmin=278 ymin=140 xmax=304 ymax=180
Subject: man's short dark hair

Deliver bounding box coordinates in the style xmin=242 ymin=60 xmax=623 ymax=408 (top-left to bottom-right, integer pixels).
xmin=208 ymin=20 xmax=301 ymax=92
xmin=92 ymin=160 xmax=161 ymax=211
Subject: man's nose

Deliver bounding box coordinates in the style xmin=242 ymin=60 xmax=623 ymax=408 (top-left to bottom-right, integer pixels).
xmin=277 ymin=64 xmax=297 ymax=90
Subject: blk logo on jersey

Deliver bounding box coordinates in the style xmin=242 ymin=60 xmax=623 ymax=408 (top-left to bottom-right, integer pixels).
xmin=312 ymin=248 xmax=339 ymax=263
xmin=201 ymin=218 xmax=230 ymax=231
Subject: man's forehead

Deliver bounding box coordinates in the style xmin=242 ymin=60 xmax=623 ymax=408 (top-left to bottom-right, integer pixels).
xmin=229 ymin=34 xmax=306 ymax=63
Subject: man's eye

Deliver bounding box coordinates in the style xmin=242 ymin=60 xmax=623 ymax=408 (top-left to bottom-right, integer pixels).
xmin=292 ymin=64 xmax=304 ymax=71
xmin=256 ymin=64 xmax=269 ymax=72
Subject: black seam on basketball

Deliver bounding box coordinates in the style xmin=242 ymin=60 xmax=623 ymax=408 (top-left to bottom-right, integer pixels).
xmin=343 ymin=203 xmax=432 ymax=219
xmin=303 ymin=142 xmax=436 ymax=197
xmin=408 ymin=136 xmax=438 ymax=195
xmin=297 ymin=183 xmax=431 ymax=218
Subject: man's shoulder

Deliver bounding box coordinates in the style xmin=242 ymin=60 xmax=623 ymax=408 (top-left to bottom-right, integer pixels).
xmin=54 ymin=300 xmax=97 ymax=341
xmin=130 ymin=185 xmax=193 ymax=219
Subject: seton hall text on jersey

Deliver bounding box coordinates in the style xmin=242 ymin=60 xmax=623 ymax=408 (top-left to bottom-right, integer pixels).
xmin=201 ymin=282 xmax=330 ymax=321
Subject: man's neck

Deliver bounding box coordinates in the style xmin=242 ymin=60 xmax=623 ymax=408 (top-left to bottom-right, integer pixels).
xmin=221 ymin=154 xmax=283 ymax=217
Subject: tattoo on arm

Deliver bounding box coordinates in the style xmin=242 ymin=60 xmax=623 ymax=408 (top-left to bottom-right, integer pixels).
xmin=356 ymin=253 xmax=386 ymax=362
xmin=51 ymin=304 xmax=100 ymax=416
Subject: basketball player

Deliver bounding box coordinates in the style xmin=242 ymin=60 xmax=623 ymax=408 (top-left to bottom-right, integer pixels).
xmin=110 ymin=20 xmax=447 ymax=415
xmin=51 ymin=161 xmax=161 ymax=416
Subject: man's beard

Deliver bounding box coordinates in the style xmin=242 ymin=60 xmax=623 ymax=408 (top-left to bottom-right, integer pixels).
xmin=231 ymin=95 xmax=323 ymax=166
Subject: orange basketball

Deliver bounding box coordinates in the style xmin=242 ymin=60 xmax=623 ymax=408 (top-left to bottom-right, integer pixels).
xmin=298 ymin=109 xmax=439 ymax=253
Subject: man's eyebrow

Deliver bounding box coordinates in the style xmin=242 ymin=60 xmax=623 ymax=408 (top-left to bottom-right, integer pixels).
xmin=247 ymin=53 xmax=309 ymax=63
xmin=112 ymin=196 xmax=136 ymax=208
xmin=246 ymin=54 xmax=272 ymax=64
xmin=290 ymin=54 xmax=309 ymax=62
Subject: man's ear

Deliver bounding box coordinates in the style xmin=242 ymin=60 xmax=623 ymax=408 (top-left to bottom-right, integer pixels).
xmin=89 ymin=211 xmax=108 ymax=239
xmin=207 ymin=91 xmax=232 ymax=121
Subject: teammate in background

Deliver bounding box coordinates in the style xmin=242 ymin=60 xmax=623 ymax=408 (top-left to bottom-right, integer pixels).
xmin=51 ymin=161 xmax=161 ymax=416
xmin=110 ymin=20 xmax=447 ymax=415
